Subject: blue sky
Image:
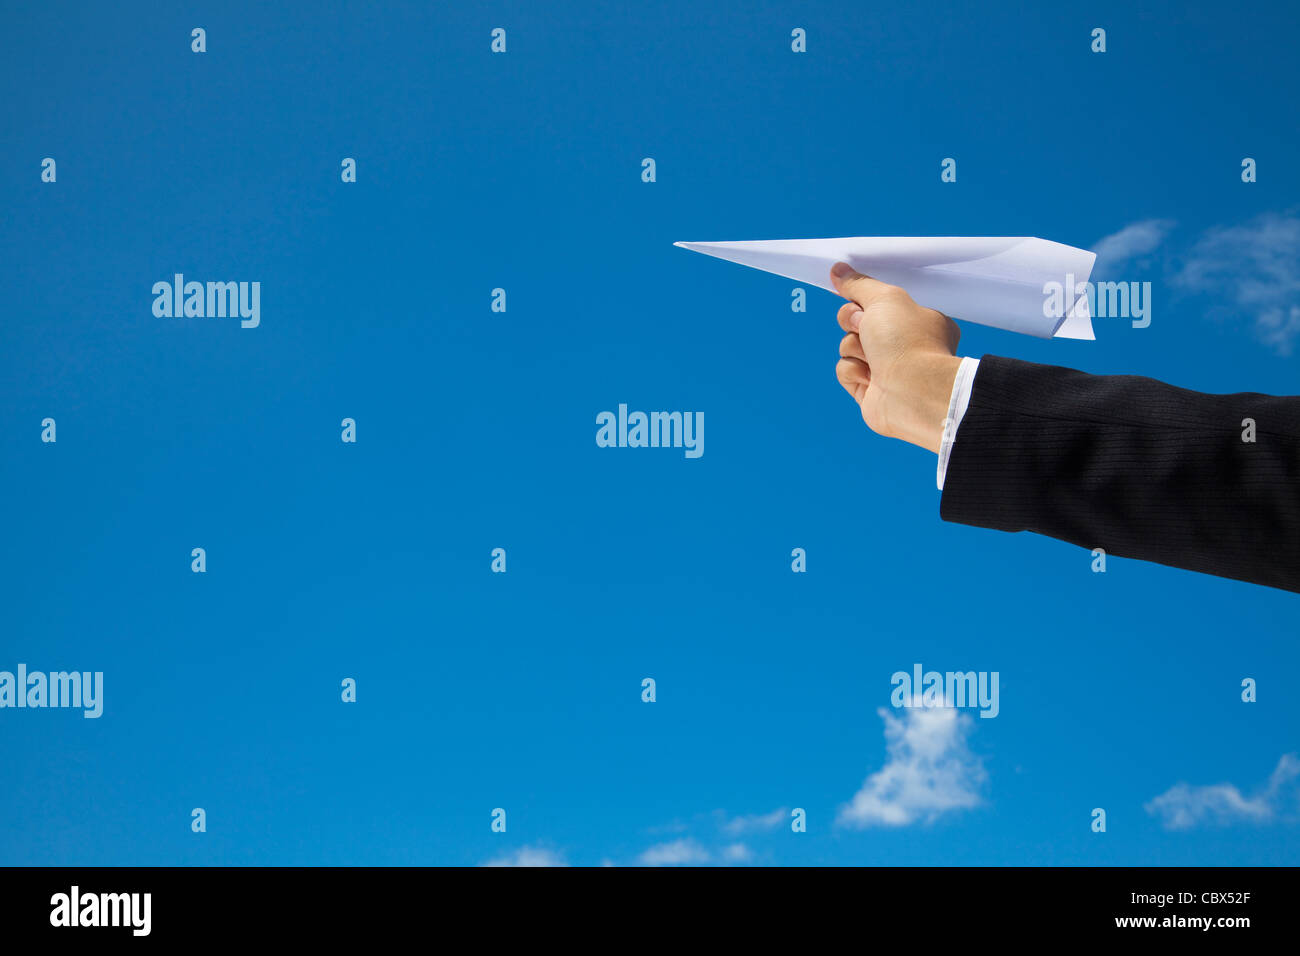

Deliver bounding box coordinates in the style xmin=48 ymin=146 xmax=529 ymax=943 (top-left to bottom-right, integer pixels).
xmin=1 ymin=0 xmax=1297 ymax=866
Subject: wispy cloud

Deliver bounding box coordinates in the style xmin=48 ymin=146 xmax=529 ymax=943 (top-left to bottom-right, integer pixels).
xmin=633 ymin=809 xmax=779 ymax=866
xmin=638 ymin=838 xmax=711 ymax=866
xmin=721 ymin=843 xmax=753 ymax=863
xmin=1173 ymin=211 xmax=1300 ymax=354
xmin=494 ymin=811 xmax=774 ymax=868
xmin=1092 ymin=219 xmax=1176 ymax=272
xmin=1088 ymin=212 xmax=1300 ymax=352
xmin=1145 ymin=753 xmax=1300 ymax=830
xmin=481 ymin=845 xmax=568 ymax=867
xmin=718 ymin=807 xmax=786 ymax=835
xmin=838 ymin=703 xmax=986 ymax=827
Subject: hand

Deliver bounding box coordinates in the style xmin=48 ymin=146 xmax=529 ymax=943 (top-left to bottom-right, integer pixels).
xmin=831 ymin=262 xmax=964 ymax=454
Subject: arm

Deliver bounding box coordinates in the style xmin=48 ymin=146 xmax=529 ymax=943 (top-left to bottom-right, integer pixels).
xmin=940 ymin=355 xmax=1300 ymax=593
xmin=829 ymin=263 xmax=1300 ymax=593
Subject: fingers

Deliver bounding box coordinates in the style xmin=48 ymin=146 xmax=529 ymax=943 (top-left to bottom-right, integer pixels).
xmin=837 ymin=332 xmax=870 ymax=402
xmin=836 ymin=301 xmax=864 ymax=334
xmin=831 ymin=262 xmax=896 ymax=309
xmin=836 ymin=357 xmax=870 ymax=403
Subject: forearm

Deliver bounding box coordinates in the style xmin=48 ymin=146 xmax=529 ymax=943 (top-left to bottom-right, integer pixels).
xmin=938 ymin=355 xmax=1300 ymax=592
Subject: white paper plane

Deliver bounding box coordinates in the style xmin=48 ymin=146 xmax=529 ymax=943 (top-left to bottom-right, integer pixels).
xmin=674 ymin=236 xmax=1098 ymax=339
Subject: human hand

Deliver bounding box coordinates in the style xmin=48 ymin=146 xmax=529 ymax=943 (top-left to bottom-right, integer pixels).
xmin=831 ymin=262 xmax=964 ymax=454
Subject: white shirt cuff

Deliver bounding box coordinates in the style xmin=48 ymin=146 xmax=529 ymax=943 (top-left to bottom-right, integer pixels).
xmin=937 ymin=357 xmax=980 ymax=491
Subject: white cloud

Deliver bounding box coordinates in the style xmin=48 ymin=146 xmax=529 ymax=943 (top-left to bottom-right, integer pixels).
xmin=1145 ymin=754 xmax=1300 ymax=830
xmin=719 ymin=807 xmax=786 ymax=835
xmin=482 ymin=845 xmax=568 ymax=867
xmin=1092 ymin=219 xmax=1176 ymax=271
xmin=1144 ymin=784 xmax=1271 ymax=830
xmin=1254 ymin=305 xmax=1300 ymax=354
xmin=1173 ymin=211 xmax=1300 ymax=354
xmin=637 ymin=838 xmax=710 ymax=867
xmin=837 ymin=704 xmax=986 ymax=827
xmin=721 ymin=843 xmax=753 ymax=863
xmin=629 ymin=810 xmax=779 ymax=866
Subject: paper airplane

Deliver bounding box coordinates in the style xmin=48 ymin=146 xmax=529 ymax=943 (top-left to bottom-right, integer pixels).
xmin=674 ymin=236 xmax=1098 ymax=339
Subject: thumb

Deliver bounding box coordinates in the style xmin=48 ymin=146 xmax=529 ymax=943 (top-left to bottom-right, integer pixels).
xmin=830 ymin=262 xmax=895 ymax=310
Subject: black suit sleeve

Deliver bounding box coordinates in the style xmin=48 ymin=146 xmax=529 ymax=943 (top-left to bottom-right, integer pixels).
xmin=939 ymin=354 xmax=1300 ymax=593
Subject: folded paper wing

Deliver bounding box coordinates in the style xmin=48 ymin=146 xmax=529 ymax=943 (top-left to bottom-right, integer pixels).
xmin=674 ymin=236 xmax=1098 ymax=339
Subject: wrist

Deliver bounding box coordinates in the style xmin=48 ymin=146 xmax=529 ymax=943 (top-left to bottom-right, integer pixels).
xmin=890 ymin=353 xmax=962 ymax=454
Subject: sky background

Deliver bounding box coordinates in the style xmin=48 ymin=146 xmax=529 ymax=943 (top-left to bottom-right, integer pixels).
xmin=1 ymin=0 xmax=1297 ymax=866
